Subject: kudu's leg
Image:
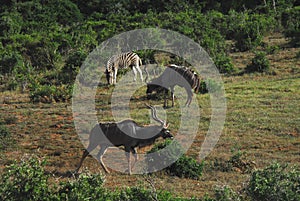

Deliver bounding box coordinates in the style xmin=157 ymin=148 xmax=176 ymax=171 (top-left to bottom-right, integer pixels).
xmin=163 ymin=88 xmax=168 ymax=108
xmin=124 ymin=147 xmax=132 ymax=175
xmin=75 ymin=150 xmax=89 ymax=173
xmin=170 ymin=86 xmax=175 ymax=107
xmin=131 ymin=147 xmax=138 ymax=171
xmin=185 ymin=89 xmax=193 ymax=106
xmin=97 ymin=146 xmax=110 ymax=173
xmin=75 ymin=142 xmax=98 ymax=173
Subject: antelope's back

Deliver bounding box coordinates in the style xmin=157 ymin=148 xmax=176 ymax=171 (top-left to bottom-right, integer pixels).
xmin=92 ymin=120 xmax=140 ymax=146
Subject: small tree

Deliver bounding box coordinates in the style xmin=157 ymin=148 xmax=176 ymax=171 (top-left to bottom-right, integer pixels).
xmin=245 ymin=51 xmax=270 ymax=73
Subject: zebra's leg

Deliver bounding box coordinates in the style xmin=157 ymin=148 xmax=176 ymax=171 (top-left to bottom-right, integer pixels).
xmin=136 ymin=65 xmax=143 ymax=82
xmin=185 ymin=89 xmax=193 ymax=106
xmin=132 ymin=66 xmax=137 ymax=82
xmin=113 ymin=68 xmax=118 ymax=84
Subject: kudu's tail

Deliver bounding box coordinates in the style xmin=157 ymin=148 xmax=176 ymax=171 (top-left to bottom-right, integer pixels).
xmin=194 ymin=76 xmax=201 ymax=94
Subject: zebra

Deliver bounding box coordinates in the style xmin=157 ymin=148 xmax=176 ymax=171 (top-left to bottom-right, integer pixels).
xmin=105 ymin=52 xmax=143 ymax=85
xmin=146 ymin=64 xmax=201 ymax=107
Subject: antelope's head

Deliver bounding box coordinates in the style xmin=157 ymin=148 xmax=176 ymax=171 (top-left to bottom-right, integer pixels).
xmin=146 ymin=83 xmax=165 ymax=99
xmin=146 ymin=104 xmax=173 ymax=139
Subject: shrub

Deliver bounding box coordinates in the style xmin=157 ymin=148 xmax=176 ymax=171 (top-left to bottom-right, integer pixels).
xmin=146 ymin=139 xmax=184 ymax=173
xmin=29 ymin=84 xmax=72 ymax=103
xmin=199 ymin=79 xmax=223 ymax=94
xmin=118 ymin=187 xmax=157 ymax=201
xmin=265 ymin=44 xmax=280 ymax=55
xmin=61 ymin=50 xmax=88 ymax=84
xmin=214 ymin=185 xmax=241 ymax=201
xmin=247 ymin=163 xmax=300 ymax=201
xmin=58 ymin=172 xmax=108 ymax=200
xmin=167 ymin=155 xmax=205 ymax=179
xmin=228 ymin=11 xmax=275 ymax=51
xmin=0 ymin=157 xmax=53 ymax=201
xmin=0 ymin=124 xmax=12 ymax=150
xmin=214 ymin=53 xmax=236 ymax=74
xmin=245 ymin=51 xmax=270 ymax=73
xmin=146 ymin=139 xmax=204 ymax=179
xmin=209 ymin=151 xmax=256 ymax=174
xmin=281 ymin=6 xmax=300 ymax=47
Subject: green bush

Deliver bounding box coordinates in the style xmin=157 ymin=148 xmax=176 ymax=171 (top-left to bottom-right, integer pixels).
xmin=208 ymin=150 xmax=256 ymax=174
xmin=247 ymin=163 xmax=300 ymax=201
xmin=0 ymin=157 xmax=53 ymax=201
xmin=0 ymin=124 xmax=12 ymax=150
xmin=118 ymin=187 xmax=158 ymax=201
xmin=199 ymin=79 xmax=224 ymax=94
xmin=29 ymin=84 xmax=72 ymax=103
xmin=245 ymin=51 xmax=270 ymax=73
xmin=0 ymin=157 xmax=205 ymax=200
xmin=61 ymin=49 xmax=88 ymax=84
xmin=146 ymin=139 xmax=204 ymax=179
xmin=58 ymin=173 xmax=108 ymax=200
xmin=168 ymin=155 xmax=205 ymax=179
xmin=228 ymin=11 xmax=275 ymax=51
xmin=281 ymin=6 xmax=300 ymax=47
xmin=214 ymin=185 xmax=241 ymax=201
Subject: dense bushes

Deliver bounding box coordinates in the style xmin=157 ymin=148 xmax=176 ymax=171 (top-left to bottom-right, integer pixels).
xmin=281 ymin=6 xmax=300 ymax=46
xmin=29 ymin=84 xmax=73 ymax=103
xmin=0 ymin=157 xmax=298 ymax=201
xmin=229 ymin=12 xmax=275 ymax=51
xmin=0 ymin=157 xmax=53 ymax=201
xmin=2 ymin=0 xmax=297 ymax=94
xmin=247 ymin=163 xmax=300 ymax=201
xmin=0 ymin=157 xmax=198 ymax=201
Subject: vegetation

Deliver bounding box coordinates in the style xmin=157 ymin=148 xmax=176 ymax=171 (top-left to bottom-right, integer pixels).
xmin=0 ymin=0 xmax=299 ymax=200
xmin=245 ymin=51 xmax=270 ymax=73
xmin=146 ymin=139 xmax=205 ymax=179
xmin=1 ymin=0 xmax=299 ymax=98
xmin=0 ymin=157 xmax=298 ymax=200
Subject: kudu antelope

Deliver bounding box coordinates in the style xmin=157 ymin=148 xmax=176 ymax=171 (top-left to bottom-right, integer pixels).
xmin=146 ymin=64 xmax=201 ymax=107
xmin=75 ymin=105 xmax=173 ymax=175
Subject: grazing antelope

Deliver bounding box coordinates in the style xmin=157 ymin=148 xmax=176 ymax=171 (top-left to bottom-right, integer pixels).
xmin=105 ymin=52 xmax=143 ymax=85
xmin=146 ymin=64 xmax=201 ymax=107
xmin=75 ymin=105 xmax=173 ymax=175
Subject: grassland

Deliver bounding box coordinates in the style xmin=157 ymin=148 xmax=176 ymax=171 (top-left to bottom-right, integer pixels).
xmin=0 ymin=34 xmax=299 ymax=198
